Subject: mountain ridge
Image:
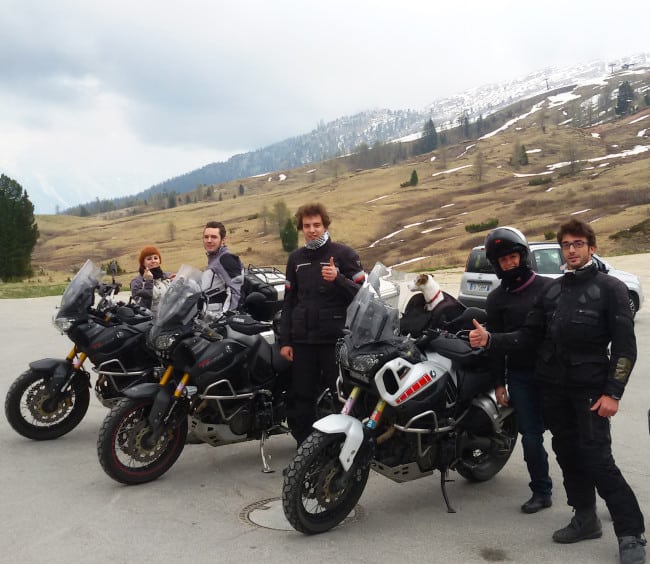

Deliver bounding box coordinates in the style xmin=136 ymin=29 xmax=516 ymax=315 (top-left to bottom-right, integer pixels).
xmin=66 ymin=51 xmax=650 ymax=213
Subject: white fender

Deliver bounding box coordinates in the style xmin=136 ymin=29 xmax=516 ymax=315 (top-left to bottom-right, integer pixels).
xmin=313 ymin=414 xmax=365 ymax=471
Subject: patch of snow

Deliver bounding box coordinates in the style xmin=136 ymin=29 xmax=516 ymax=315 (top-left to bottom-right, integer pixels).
xmin=305 ymin=169 xmax=317 ymax=174
xmin=591 ymin=133 xmax=601 ymax=138
xmin=548 ymin=91 xmax=581 ymax=108
xmin=513 ymin=171 xmax=553 ymax=177
xmin=390 ymin=256 xmax=431 ymax=269
xmin=432 ymin=165 xmax=472 ymax=177
xmin=366 ymin=194 xmax=394 ymax=204
xmin=526 ymin=148 xmax=542 ymax=153
xmin=278 ymin=174 xmax=287 ymax=181
xmin=638 ymin=129 xmax=647 ymax=137
xmin=479 ymin=101 xmax=544 ymax=140
xmin=571 ymin=209 xmax=591 ymax=215
xmin=629 ymin=114 xmax=649 ymax=125
xmin=430 ymin=155 xmax=437 ymax=162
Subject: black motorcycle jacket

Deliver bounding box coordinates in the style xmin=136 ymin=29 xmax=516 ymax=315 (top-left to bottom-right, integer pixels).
xmin=279 ymin=239 xmax=365 ymax=346
xmin=486 ymin=272 xmax=551 ymax=387
xmin=489 ymin=263 xmax=636 ymax=399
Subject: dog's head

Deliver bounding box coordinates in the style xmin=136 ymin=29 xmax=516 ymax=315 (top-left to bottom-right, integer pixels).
xmin=408 ymin=273 xmax=443 ymax=310
xmin=408 ymin=273 xmax=438 ymax=293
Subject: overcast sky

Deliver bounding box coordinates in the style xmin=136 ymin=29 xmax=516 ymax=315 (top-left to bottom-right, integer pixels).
xmin=1 ymin=0 xmax=648 ymax=214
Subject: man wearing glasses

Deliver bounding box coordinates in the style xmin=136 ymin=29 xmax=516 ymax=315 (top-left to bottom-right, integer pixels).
xmin=469 ymin=218 xmax=645 ymax=564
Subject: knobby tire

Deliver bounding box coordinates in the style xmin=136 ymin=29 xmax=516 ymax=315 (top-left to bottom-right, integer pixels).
xmin=282 ymin=430 xmax=370 ymax=534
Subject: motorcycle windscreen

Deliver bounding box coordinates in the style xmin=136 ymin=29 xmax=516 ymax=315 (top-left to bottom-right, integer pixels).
xmin=56 ymin=259 xmax=104 ymax=320
xmin=345 ymin=262 xmax=400 ymax=347
xmin=152 ymin=264 xmax=204 ymax=336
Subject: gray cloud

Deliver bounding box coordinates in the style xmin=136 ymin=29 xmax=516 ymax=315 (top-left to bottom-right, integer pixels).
xmin=0 ymin=0 xmax=648 ymax=213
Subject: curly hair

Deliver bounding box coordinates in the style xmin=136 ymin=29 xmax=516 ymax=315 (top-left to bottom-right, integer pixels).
xmin=294 ymin=202 xmax=331 ymax=230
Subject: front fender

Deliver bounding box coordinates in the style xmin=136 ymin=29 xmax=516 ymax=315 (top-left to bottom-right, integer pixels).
xmin=121 ymin=382 xmax=162 ymax=400
xmin=313 ymin=414 xmax=364 ymax=472
xmin=29 ymin=358 xmax=69 ymax=374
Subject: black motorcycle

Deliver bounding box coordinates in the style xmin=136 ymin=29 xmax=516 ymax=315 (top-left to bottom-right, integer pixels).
xmin=282 ymin=263 xmax=518 ymax=534
xmin=5 ymin=260 xmax=161 ymax=440
xmin=96 ymin=265 xmax=292 ymax=485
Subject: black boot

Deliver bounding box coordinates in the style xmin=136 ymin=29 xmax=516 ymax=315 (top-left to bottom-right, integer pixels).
xmin=521 ymin=493 xmax=552 ymax=514
xmin=552 ymin=506 xmax=602 ymax=544
xmin=618 ymin=535 xmax=646 ymax=564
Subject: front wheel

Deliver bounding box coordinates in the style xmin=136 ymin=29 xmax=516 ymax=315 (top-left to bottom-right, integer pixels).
xmin=97 ymin=397 xmax=188 ymax=485
xmin=4 ymin=369 xmax=90 ymax=440
xmin=455 ymin=410 xmax=518 ymax=482
xmin=282 ymin=430 xmax=370 ymax=534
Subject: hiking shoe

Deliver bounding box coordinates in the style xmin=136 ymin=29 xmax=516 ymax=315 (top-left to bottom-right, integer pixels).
xmin=552 ymin=515 xmax=602 ymax=544
xmin=521 ymin=494 xmax=552 ymax=514
xmin=619 ymin=535 xmax=647 ymax=564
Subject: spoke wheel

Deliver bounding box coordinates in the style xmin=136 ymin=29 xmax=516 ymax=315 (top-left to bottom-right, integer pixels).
xmin=282 ymin=430 xmax=369 ymax=534
xmin=97 ymin=397 xmax=188 ymax=485
xmin=5 ymin=369 xmax=90 ymax=440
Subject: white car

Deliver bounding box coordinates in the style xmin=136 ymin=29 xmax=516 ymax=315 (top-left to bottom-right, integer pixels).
xmin=458 ymin=242 xmax=643 ymax=317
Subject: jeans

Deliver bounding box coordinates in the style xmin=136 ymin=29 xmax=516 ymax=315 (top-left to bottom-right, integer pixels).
xmin=542 ymin=386 xmax=645 ymax=537
xmin=507 ymin=368 xmax=553 ymax=497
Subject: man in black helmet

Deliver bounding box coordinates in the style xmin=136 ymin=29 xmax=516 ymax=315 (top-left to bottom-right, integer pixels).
xmin=470 ymin=218 xmax=645 ymax=564
xmin=483 ymin=226 xmax=553 ymax=514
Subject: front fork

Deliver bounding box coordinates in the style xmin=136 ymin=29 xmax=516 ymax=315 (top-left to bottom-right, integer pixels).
xmin=45 ymin=347 xmax=88 ymax=406
xmin=313 ymin=386 xmax=386 ymax=472
xmin=145 ymin=366 xmax=190 ymax=445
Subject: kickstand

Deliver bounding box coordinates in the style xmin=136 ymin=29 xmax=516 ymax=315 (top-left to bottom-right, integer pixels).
xmin=440 ymin=469 xmax=456 ymax=513
xmin=260 ymin=430 xmax=274 ymax=473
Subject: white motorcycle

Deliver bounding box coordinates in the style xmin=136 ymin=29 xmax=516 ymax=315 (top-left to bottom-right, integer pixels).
xmin=282 ymin=263 xmax=518 ymax=534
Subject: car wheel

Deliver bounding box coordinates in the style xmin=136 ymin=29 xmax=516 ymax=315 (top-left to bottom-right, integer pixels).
xmin=629 ymin=292 xmax=639 ymax=318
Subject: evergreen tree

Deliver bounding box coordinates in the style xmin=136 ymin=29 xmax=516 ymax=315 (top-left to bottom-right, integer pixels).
xmin=519 ymin=144 xmax=529 ymax=165
xmin=409 ymin=170 xmax=419 ymax=187
xmin=0 ymin=174 xmax=39 ymax=279
xmin=280 ymin=218 xmax=298 ymax=252
xmin=416 ymin=118 xmax=438 ymax=154
xmin=615 ymin=81 xmax=634 ymax=115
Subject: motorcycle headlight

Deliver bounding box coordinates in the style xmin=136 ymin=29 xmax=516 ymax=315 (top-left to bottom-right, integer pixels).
xmin=350 ymin=353 xmax=381 ymax=373
xmin=151 ymin=332 xmax=180 ymax=352
xmin=53 ymin=316 xmax=74 ymax=333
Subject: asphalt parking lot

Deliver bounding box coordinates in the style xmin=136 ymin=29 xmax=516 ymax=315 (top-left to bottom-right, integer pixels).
xmin=1 ymin=256 xmax=648 ymax=564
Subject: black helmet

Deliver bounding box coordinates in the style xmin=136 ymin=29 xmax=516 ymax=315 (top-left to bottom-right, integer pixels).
xmin=484 ymin=227 xmax=530 ymax=279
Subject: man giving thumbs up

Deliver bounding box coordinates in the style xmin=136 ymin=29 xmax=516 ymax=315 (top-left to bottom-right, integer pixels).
xmin=278 ymin=202 xmax=366 ymax=446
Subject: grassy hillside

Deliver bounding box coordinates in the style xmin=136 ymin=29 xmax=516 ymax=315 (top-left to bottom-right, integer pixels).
xmin=27 ymin=77 xmax=650 ymax=290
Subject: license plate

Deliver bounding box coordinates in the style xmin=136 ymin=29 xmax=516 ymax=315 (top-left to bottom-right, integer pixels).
xmin=469 ymin=282 xmax=490 ymax=292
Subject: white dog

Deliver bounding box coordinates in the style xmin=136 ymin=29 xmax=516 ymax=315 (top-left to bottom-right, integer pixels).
xmin=407 ymin=273 xmax=445 ymax=312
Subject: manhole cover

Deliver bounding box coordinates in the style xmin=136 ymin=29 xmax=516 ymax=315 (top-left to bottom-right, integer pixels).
xmin=240 ymin=497 xmax=364 ymax=531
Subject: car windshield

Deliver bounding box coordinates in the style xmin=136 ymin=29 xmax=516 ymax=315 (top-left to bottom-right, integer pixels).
xmin=466 ymin=248 xmax=493 ymax=273
xmin=532 ymin=247 xmax=564 ymax=275
xmin=55 ymin=259 xmax=104 ymax=320
xmin=151 ymin=264 xmax=204 ymax=337
xmin=344 ymin=262 xmax=403 ymax=349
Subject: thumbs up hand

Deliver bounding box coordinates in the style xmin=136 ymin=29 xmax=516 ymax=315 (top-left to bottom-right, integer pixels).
xmin=469 ymin=318 xmax=489 ymax=348
xmin=321 ymin=257 xmax=338 ymax=282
